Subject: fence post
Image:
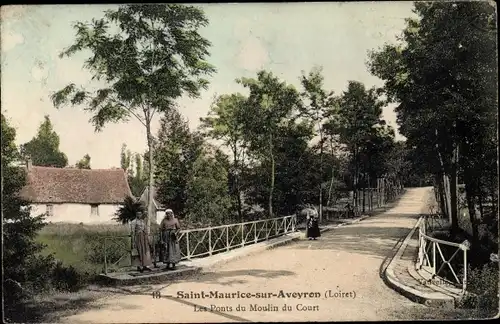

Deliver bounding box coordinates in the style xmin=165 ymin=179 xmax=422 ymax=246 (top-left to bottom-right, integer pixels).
xmin=266 ymin=221 xmax=269 ymax=240
xmin=463 ymin=248 xmax=468 ymax=293
xmin=275 ymin=219 xmax=278 ymax=236
xmin=186 ymin=232 xmax=191 ymax=260
xmin=241 ymin=223 xmax=244 ymax=247
xmin=208 ymin=229 xmax=212 ymax=255
xmin=432 ymin=241 xmax=436 ymax=275
xmin=103 ymin=238 xmax=108 ymax=275
xmin=254 ymin=222 xmax=257 ymax=243
xmin=226 ymin=226 xmax=230 ymax=251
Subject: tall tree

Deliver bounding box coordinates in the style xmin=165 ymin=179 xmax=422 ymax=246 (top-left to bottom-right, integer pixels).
xmin=324 ymin=81 xmax=386 ymax=211
xmin=120 ymin=144 xmax=131 ymax=171
xmin=76 ymin=154 xmax=91 ymax=169
xmin=2 ymin=113 xmax=52 ymax=316
xmin=154 ymin=108 xmax=204 ymax=215
xmin=300 ymin=66 xmax=336 ymax=222
xmin=199 ymin=93 xmax=248 ymax=220
xmin=237 ymin=70 xmax=302 ymax=217
xmin=51 ymin=4 xmax=216 ymax=234
xmin=184 ymin=145 xmax=232 ymax=225
xmin=20 ymin=115 xmax=68 ymax=168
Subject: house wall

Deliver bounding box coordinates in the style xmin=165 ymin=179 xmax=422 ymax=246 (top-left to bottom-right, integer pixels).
xmin=31 ymin=203 xmax=120 ymax=224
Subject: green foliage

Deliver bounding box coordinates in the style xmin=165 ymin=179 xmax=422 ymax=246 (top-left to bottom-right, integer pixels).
xmin=200 ymin=93 xmax=248 ymax=219
xmin=184 ymin=146 xmax=233 ymax=225
xmin=1 ymin=113 xmax=54 ymax=312
xmin=154 ymin=108 xmax=204 ymax=215
xmin=50 ymin=261 xmax=90 ymax=292
xmin=459 ymin=263 xmax=499 ymax=313
xmin=114 ymin=195 xmax=146 ymax=224
xmin=76 ymin=153 xmax=91 ymax=169
xmin=323 ymin=81 xmax=392 ymax=198
xmin=20 ymin=115 xmax=68 ymax=168
xmin=51 ymin=4 xmax=216 ymax=131
xmin=237 ymin=70 xmax=303 ymax=216
xmin=120 ymin=144 xmax=147 ymax=196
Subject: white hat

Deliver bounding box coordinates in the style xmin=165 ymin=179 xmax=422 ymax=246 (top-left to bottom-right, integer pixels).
xmin=166 ymin=209 xmax=173 ymax=214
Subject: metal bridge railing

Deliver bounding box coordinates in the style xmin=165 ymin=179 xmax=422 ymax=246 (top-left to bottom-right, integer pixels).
xmin=101 ymin=215 xmax=297 ymax=274
xmin=177 ymin=215 xmax=297 ymax=260
xmin=417 ymin=214 xmax=470 ymax=293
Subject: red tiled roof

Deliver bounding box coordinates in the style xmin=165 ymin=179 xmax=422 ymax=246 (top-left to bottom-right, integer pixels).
xmin=19 ymin=166 xmax=132 ymax=204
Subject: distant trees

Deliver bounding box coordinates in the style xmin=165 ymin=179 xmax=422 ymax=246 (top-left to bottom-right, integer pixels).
xmin=76 ymin=154 xmax=91 ymax=169
xmin=237 ymin=71 xmax=303 ymax=217
xmin=120 ymin=144 xmax=147 ymax=197
xmin=299 ymin=66 xmax=337 ymax=221
xmin=323 ymin=81 xmax=391 ymax=212
xmin=200 ymin=93 xmax=248 ymax=221
xmin=20 ymin=115 xmax=68 ymax=168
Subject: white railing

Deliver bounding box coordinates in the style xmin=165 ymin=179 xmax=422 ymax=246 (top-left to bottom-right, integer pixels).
xmin=176 ymin=215 xmax=297 ymax=260
xmin=417 ymin=215 xmax=470 ymax=293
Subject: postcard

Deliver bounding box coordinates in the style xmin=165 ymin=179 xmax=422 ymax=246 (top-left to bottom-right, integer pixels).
xmin=1 ymin=2 xmax=498 ymax=323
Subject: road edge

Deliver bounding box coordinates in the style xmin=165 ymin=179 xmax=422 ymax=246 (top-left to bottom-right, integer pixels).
xmin=382 ymin=215 xmax=456 ymax=309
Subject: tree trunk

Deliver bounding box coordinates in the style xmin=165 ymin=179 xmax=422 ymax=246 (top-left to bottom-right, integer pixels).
xmin=268 ymin=134 xmax=274 ymax=218
xmin=368 ymin=173 xmax=373 ymax=211
xmin=233 ymin=147 xmax=243 ymax=222
xmin=362 ymin=173 xmax=366 ymax=213
xmin=478 ymin=184 xmax=484 ymax=219
xmin=326 ymin=139 xmax=336 ymax=207
xmin=319 ymin=128 xmax=323 ymax=223
xmin=464 ymin=180 xmax=479 ymax=245
xmin=1 ymin=160 xmax=3 ymax=221
xmin=436 ymin=175 xmax=447 ymax=217
xmin=449 ymin=148 xmax=459 ymax=235
xmin=353 ymin=145 xmax=358 ymax=208
xmin=146 ymin=121 xmax=154 ymax=236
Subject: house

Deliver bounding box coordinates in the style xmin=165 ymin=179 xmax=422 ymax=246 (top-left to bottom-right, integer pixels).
xmin=19 ymin=158 xmax=133 ymax=224
xmin=138 ymin=186 xmax=166 ymax=224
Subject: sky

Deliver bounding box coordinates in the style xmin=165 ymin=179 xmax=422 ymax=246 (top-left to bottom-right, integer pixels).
xmin=1 ymin=3 xmax=415 ymax=169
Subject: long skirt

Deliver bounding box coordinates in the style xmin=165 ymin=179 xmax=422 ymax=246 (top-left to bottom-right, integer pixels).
xmin=161 ymin=230 xmax=181 ymax=264
xmin=306 ymin=220 xmax=321 ymax=238
xmin=135 ymin=231 xmax=153 ymax=267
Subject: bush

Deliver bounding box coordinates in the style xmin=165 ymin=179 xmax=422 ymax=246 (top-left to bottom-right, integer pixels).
xmin=51 ymin=261 xmax=90 ymax=292
xmin=459 ymin=263 xmax=499 ymax=314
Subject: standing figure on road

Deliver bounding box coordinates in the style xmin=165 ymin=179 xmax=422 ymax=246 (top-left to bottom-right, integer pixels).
xmin=159 ymin=209 xmax=181 ymax=270
xmin=300 ymin=205 xmax=320 ymax=240
xmin=134 ymin=211 xmax=153 ymax=272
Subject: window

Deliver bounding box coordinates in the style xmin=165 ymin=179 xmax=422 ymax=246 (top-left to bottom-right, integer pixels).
xmin=91 ymin=204 xmax=99 ymax=217
xmin=46 ymin=204 xmax=54 ymax=217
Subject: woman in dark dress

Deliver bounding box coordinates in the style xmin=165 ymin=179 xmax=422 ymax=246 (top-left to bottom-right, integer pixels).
xmin=159 ymin=209 xmax=181 ymax=270
xmin=305 ymin=207 xmax=321 ymax=240
xmin=134 ymin=212 xmax=153 ymax=272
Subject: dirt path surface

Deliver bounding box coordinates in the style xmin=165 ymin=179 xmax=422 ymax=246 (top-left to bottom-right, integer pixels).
xmin=61 ymin=187 xmax=461 ymax=323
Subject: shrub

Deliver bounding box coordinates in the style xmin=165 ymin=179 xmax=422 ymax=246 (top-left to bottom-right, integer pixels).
xmin=459 ymin=263 xmax=499 ymax=314
xmin=51 ymin=261 xmax=89 ymax=292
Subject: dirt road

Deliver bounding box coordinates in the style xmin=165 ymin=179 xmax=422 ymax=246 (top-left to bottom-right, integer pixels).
xmin=61 ymin=187 xmax=444 ymax=323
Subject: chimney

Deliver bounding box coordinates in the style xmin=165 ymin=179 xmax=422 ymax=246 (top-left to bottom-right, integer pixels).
xmin=26 ymin=157 xmax=32 ymax=170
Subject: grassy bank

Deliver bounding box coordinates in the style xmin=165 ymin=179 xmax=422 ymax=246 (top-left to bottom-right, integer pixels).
xmin=37 ymin=223 xmax=133 ymax=276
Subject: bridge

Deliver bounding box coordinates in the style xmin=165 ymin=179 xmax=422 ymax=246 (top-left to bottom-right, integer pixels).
xmin=60 ymin=187 xmax=464 ymax=322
